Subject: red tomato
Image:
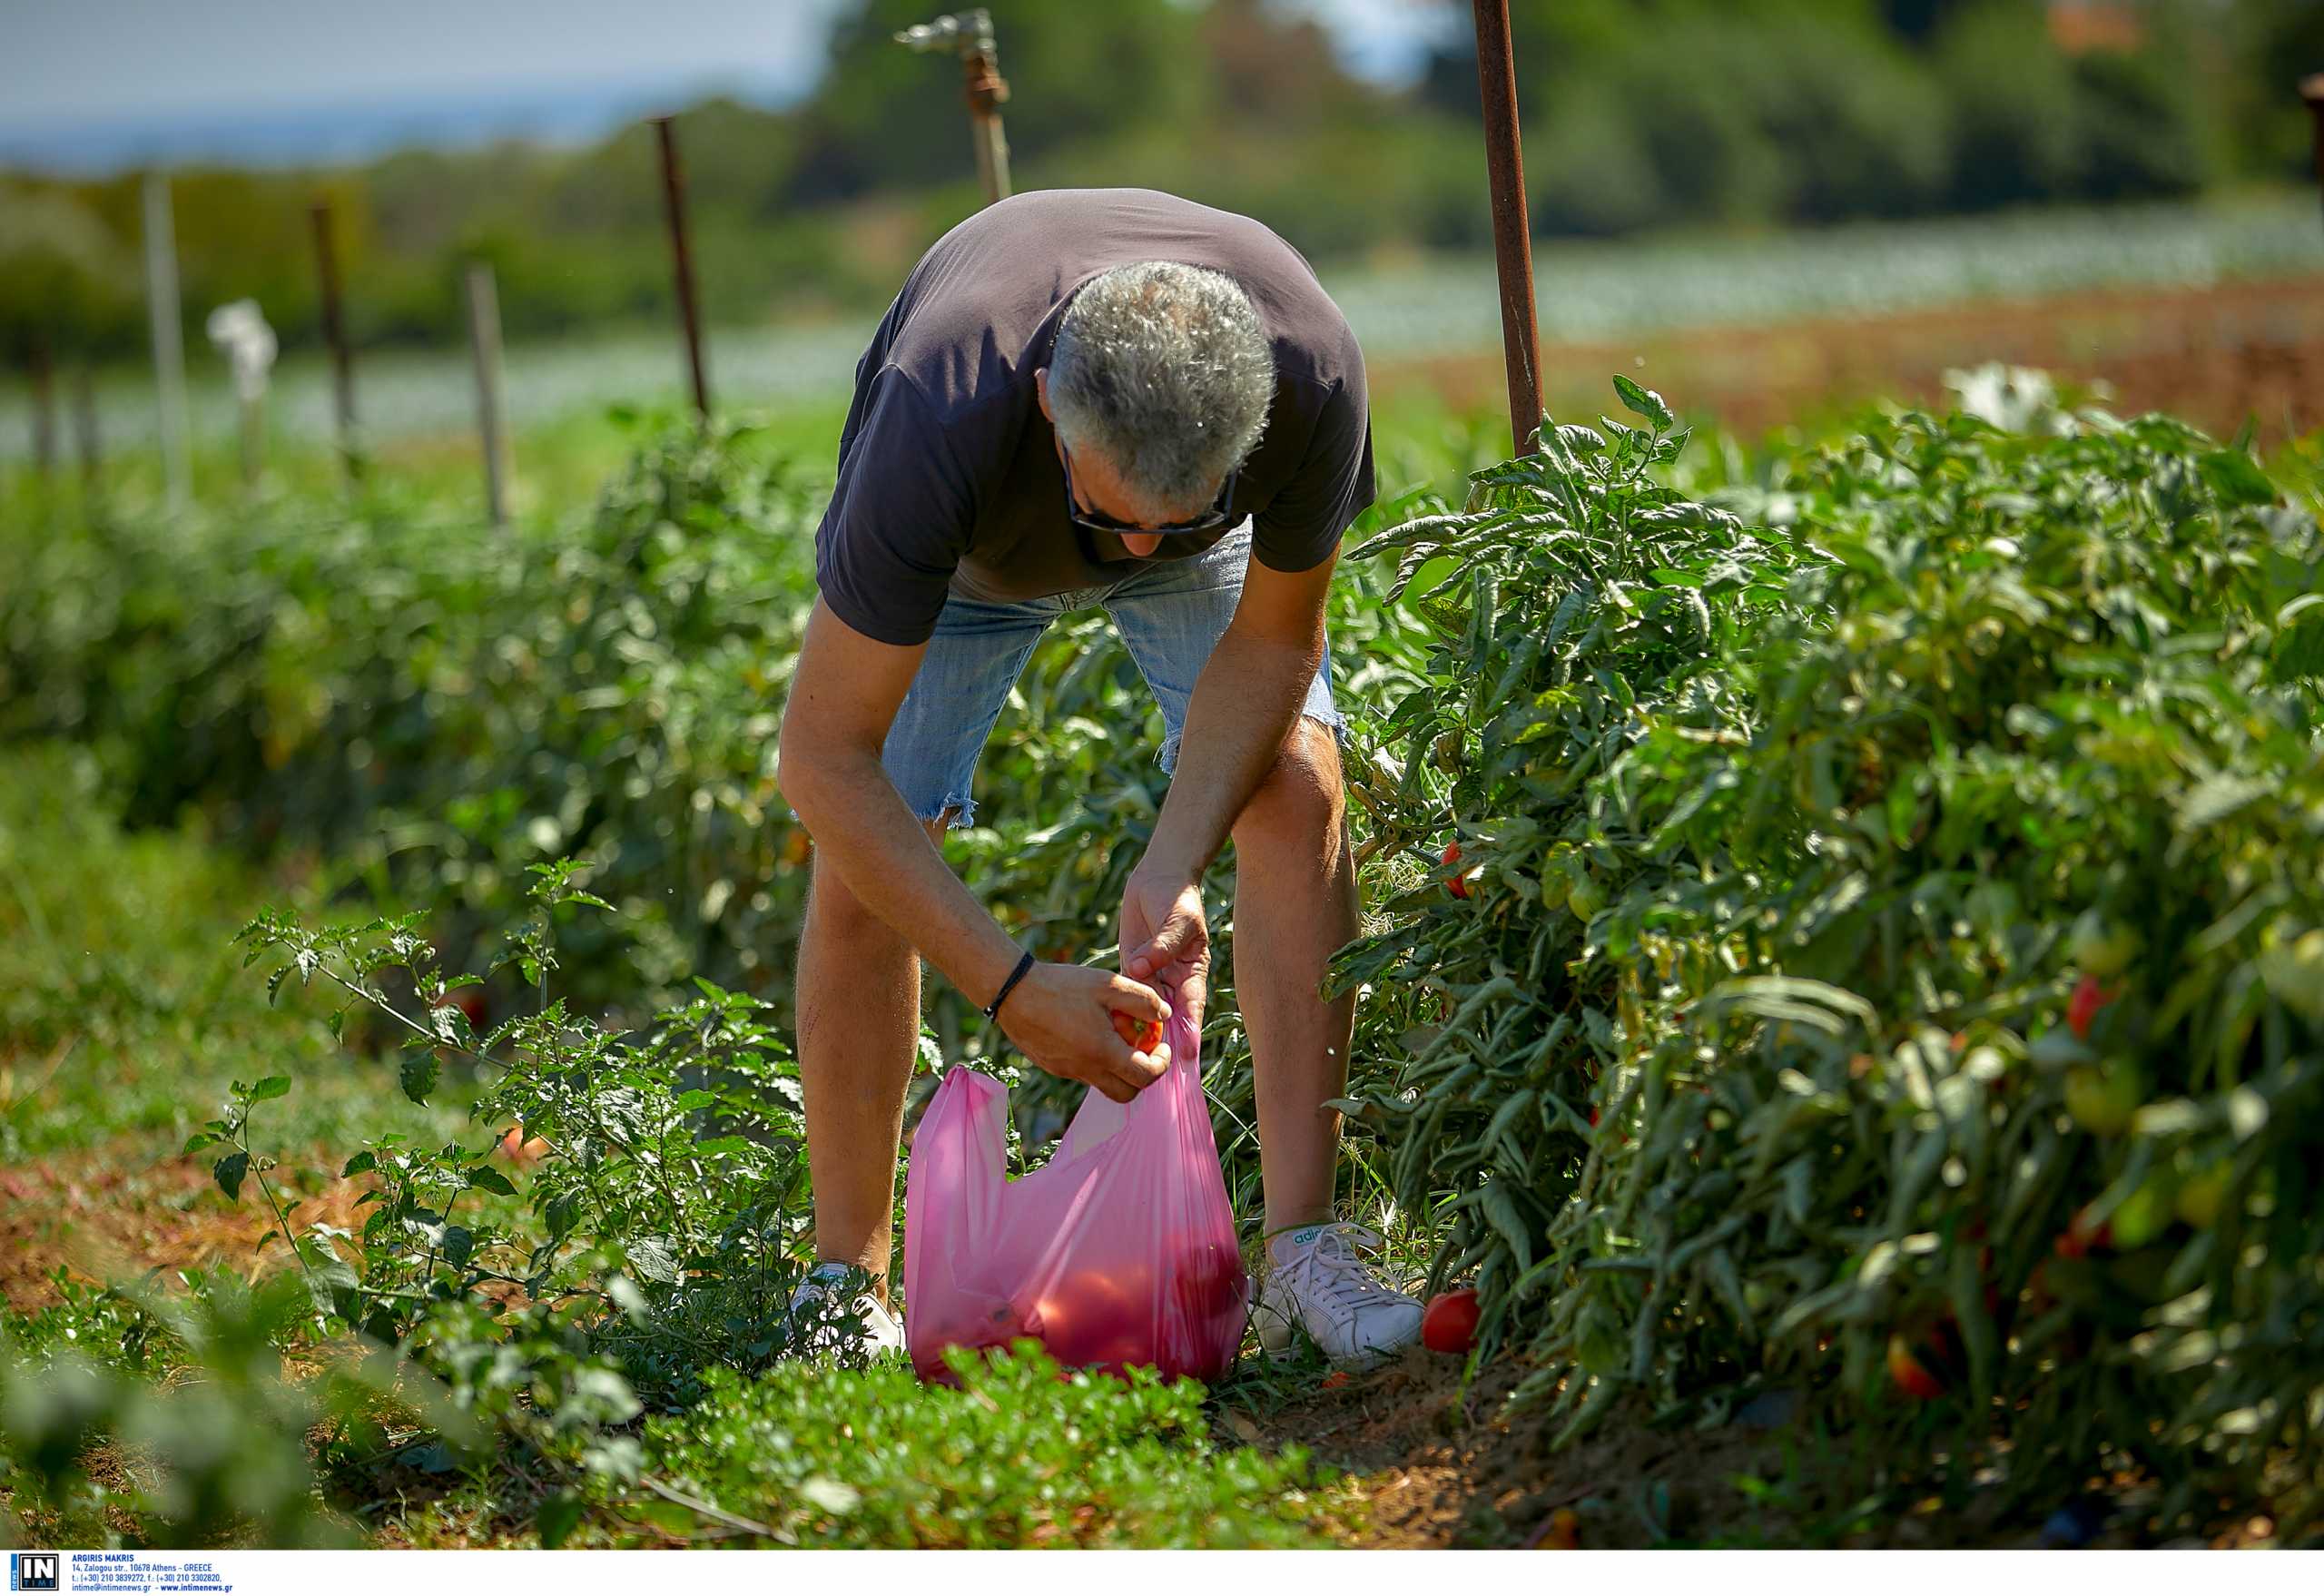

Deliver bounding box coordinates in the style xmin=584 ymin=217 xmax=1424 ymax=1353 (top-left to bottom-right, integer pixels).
xmin=1031 ymin=1276 xmax=1142 ymax=1371
xmin=2057 ymin=1206 xmax=2113 ymax=1258
xmin=1443 ymin=842 xmax=1475 ymax=899
xmin=497 ymin=1124 xmax=547 ymax=1165
xmin=1422 ymin=1287 xmax=1482 ymax=1355
xmin=1319 ymin=1370 xmax=1351 ymax=1392
xmin=1886 ymin=1332 xmax=1946 ymax=1400
xmin=432 ymin=989 xmax=488 ymax=1029
xmin=1110 ymin=1010 xmax=1164 ymax=1054
xmin=2066 ymin=974 xmax=2112 ymax=1040
xmin=1169 ymin=1243 xmax=1248 ymax=1324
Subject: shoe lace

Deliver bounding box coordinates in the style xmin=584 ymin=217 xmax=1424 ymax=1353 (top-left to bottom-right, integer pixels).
xmin=1278 ymin=1226 xmax=1403 ymax=1321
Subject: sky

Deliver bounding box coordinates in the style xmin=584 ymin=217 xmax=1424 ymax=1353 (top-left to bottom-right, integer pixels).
xmin=0 ymin=0 xmax=1459 ymax=133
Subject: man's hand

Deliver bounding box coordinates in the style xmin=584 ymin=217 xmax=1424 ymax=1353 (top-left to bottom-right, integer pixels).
xmin=998 ymin=962 xmax=1173 ymax=1104
xmin=1121 ymin=869 xmax=1211 ymax=1037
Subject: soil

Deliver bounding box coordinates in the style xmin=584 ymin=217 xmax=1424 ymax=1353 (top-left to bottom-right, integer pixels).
xmin=1236 ymin=1350 xmax=2294 ymax=1549
xmin=0 ymin=1138 xmax=372 ymax=1314
xmin=1377 ymin=273 xmax=2324 ymax=448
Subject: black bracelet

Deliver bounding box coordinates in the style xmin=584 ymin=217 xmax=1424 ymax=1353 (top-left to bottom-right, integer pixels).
xmin=982 ymin=948 xmax=1037 ymax=1021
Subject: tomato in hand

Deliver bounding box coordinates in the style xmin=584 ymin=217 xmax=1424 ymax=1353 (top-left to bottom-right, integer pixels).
xmin=1110 ymin=1010 xmax=1164 ymax=1054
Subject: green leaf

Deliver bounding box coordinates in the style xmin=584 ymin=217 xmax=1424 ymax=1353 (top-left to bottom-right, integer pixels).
xmin=467 ymin=1165 xmax=518 ymax=1196
xmin=625 ymin=1236 xmax=680 ymax=1283
xmin=673 ymin=1089 xmax=716 ymax=1112
xmin=249 ymin=1075 xmax=291 ymax=1102
xmin=399 ymin=1050 xmax=439 ymax=1107
xmin=183 ymin=1132 xmax=219 ymax=1154
xmin=440 ymin=1225 xmax=474 ymax=1266
xmin=342 ymin=1150 xmax=377 ymax=1177
xmin=536 ymin=1492 xmax=585 ymax=1550
xmin=2176 ymin=773 xmax=2269 ymax=833
xmin=2196 ymin=448 xmax=2275 ymax=507
xmin=1611 ymin=374 xmax=1675 ymax=431
xmin=213 ymin=1150 xmax=251 ymax=1202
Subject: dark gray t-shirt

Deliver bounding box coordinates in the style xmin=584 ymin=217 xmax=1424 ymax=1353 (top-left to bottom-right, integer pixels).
xmin=815 ymin=188 xmax=1376 ymax=646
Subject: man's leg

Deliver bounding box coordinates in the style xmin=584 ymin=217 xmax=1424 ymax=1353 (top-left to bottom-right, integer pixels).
xmin=795 ymin=812 xmax=949 ymax=1297
xmin=1107 ymin=537 xmax=1417 ymax=1362
xmin=1098 ymin=528 xmax=1357 ymax=1234
xmin=1229 ymin=716 xmax=1360 ymax=1237
xmin=791 ymin=595 xmax=1055 ymax=1302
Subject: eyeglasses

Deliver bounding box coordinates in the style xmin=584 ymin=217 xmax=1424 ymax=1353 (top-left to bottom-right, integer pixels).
xmin=1060 ymin=444 xmax=1238 ymax=540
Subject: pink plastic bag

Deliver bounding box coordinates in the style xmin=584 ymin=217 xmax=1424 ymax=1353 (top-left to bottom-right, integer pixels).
xmin=903 ymin=990 xmax=1248 ymax=1384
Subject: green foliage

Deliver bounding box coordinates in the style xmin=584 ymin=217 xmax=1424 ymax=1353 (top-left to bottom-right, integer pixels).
xmin=1335 ymin=379 xmax=2324 ymax=1532
xmin=0 ymin=1266 xmax=438 ymax=1548
xmin=631 ymin=1346 xmax=1333 ymax=1548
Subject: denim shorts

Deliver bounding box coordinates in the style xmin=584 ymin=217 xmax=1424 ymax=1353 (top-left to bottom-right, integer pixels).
xmin=881 ymin=522 xmax=1342 ymax=827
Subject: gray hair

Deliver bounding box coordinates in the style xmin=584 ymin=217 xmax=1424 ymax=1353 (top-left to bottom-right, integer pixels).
xmin=1048 ymin=261 xmax=1274 ymax=518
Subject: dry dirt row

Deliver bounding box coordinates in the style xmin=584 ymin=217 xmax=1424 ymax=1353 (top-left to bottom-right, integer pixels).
xmin=1381 ymin=273 xmax=2324 ymax=448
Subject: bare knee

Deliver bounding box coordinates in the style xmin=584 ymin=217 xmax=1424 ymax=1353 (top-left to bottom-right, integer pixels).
xmin=1233 ymin=720 xmax=1345 ymax=864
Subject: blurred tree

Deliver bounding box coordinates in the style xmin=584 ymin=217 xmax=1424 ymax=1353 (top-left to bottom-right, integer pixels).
xmin=2227 ymin=0 xmax=2324 ymax=179
xmin=0 ymin=182 xmax=139 ymax=360
xmin=1934 ymin=1 xmax=2087 ymax=207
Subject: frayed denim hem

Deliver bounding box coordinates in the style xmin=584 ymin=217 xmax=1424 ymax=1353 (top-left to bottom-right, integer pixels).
xmin=914 ymin=793 xmax=979 ymax=830
xmin=1155 ymin=707 xmax=1347 ymax=778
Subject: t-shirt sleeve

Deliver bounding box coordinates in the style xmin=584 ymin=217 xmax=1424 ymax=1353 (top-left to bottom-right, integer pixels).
xmin=813 ymin=369 xmax=975 ymax=647
xmin=1251 ymin=365 xmax=1376 ymax=575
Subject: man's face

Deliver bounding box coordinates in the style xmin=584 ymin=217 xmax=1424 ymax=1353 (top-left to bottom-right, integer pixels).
xmin=1037 ymin=368 xmax=1214 ymax=559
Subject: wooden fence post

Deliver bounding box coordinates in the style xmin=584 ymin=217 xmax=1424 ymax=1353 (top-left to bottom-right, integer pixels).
xmin=465 ymin=261 xmax=510 ymax=527
xmin=311 ymin=198 xmax=360 ymax=483
xmin=73 ymin=365 xmax=100 ymax=494
xmin=28 ymin=342 xmax=56 ymax=483
xmin=143 ymin=171 xmax=192 ymax=507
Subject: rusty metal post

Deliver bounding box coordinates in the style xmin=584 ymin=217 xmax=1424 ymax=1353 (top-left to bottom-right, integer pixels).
xmin=897 ymin=11 xmax=1013 ymax=207
xmin=1471 ymin=0 xmax=1542 ymax=454
xmin=654 ymin=115 xmax=711 ymax=423
xmin=2303 ymin=74 xmax=2324 ymax=238
xmin=310 ymin=198 xmax=360 ymax=482
xmin=28 ymin=341 xmax=56 ymax=483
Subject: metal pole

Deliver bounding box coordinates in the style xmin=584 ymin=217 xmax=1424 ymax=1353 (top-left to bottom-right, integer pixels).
xmin=2303 ymin=74 xmax=2324 ymax=239
xmin=1470 ymin=0 xmax=1542 ymax=454
xmin=28 ymin=342 xmax=55 ymax=483
xmin=961 ymin=15 xmax=1012 ymax=205
xmin=143 ymin=171 xmax=192 ymax=507
xmin=310 ymin=198 xmax=359 ymax=482
xmin=896 ymin=11 xmax=1013 ymax=208
xmin=654 ymin=116 xmax=711 ymax=422
xmin=73 ymin=365 xmax=100 ymax=494
xmin=464 ymin=261 xmax=510 ymax=527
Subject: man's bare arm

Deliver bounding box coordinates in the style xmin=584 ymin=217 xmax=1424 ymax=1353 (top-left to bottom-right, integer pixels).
xmin=1120 ymin=551 xmax=1337 ymax=987
xmin=777 ymin=597 xmax=1168 ymax=1101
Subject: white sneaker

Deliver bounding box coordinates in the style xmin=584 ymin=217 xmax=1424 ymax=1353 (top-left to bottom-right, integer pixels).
xmin=1255 ymin=1222 xmax=1425 ymax=1369
xmin=784 ymin=1261 xmax=906 ymax=1361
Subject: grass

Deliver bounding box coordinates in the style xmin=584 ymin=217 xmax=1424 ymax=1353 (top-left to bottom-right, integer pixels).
xmin=0 ymin=736 xmax=1382 ymax=1548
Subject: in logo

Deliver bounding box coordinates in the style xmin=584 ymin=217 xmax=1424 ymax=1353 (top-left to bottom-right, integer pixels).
xmin=9 ymin=1553 xmax=60 ymax=1593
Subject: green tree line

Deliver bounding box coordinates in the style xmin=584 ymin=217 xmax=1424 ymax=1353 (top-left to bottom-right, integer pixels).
xmin=2 ymin=0 xmax=2319 ymax=366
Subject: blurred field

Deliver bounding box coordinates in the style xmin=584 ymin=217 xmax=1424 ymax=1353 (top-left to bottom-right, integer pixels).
xmin=9 ymin=189 xmax=2319 ymax=483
